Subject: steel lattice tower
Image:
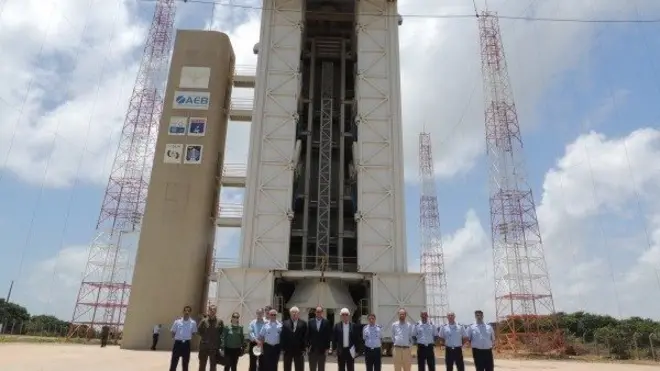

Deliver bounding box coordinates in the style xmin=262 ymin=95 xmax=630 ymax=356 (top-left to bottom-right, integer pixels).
xmin=69 ymin=0 xmax=176 ymax=337
xmin=316 ymin=62 xmax=333 ymax=269
xmin=478 ymin=11 xmax=562 ymax=352
xmin=418 ymin=132 xmax=449 ymax=325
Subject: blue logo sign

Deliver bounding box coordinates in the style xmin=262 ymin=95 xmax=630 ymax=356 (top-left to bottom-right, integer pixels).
xmin=188 ymin=117 xmax=207 ymax=136
xmin=173 ymin=91 xmax=210 ymax=110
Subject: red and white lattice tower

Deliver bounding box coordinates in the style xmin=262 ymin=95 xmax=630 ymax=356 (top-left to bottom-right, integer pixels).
xmin=69 ymin=0 xmax=176 ymax=337
xmin=418 ymin=133 xmax=449 ymax=325
xmin=478 ymin=11 xmax=562 ymax=352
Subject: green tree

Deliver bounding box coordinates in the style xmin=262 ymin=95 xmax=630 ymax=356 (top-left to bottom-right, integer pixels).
xmin=0 ymin=299 xmax=30 ymax=333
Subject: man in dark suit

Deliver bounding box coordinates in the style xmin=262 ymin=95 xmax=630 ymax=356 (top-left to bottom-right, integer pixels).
xmin=332 ymin=308 xmax=361 ymax=371
xmin=282 ymin=306 xmax=307 ymax=371
xmin=306 ymin=306 xmax=332 ymax=371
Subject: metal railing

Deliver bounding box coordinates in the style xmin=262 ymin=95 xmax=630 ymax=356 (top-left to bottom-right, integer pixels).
xmin=211 ymin=257 xmax=241 ymax=271
xmin=230 ymin=98 xmax=254 ymax=111
xmin=234 ymin=65 xmax=256 ymax=76
xmin=217 ymin=202 xmax=243 ymax=218
xmin=286 ymin=254 xmax=359 ymax=273
xmin=222 ymin=163 xmax=247 ymax=178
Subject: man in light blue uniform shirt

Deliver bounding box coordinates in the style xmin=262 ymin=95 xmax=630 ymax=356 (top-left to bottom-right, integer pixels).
xmin=248 ymin=308 xmax=265 ymax=371
xmin=391 ymin=308 xmax=413 ymax=371
xmin=259 ymin=309 xmax=283 ymax=371
xmin=362 ymin=313 xmax=382 ymax=371
xmin=413 ymin=310 xmax=437 ymax=371
xmin=438 ymin=312 xmax=467 ymax=371
xmin=169 ymin=305 xmax=198 ymax=371
xmin=466 ymin=310 xmax=495 ymax=371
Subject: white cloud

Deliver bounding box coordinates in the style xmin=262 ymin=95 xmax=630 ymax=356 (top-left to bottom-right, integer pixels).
xmin=397 ymin=0 xmax=660 ymax=181
xmin=22 ymin=245 xmax=89 ymax=319
xmin=537 ymin=128 xmax=660 ymax=319
xmin=423 ymin=128 xmax=660 ymax=322
xmin=0 ymin=0 xmax=145 ymax=187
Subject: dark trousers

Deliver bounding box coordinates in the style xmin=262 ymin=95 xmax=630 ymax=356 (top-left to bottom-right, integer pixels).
xmin=364 ymin=347 xmax=381 ymax=371
xmin=444 ymin=347 xmax=464 ymax=371
xmin=170 ymin=340 xmax=191 ymax=371
xmin=152 ymin=334 xmax=159 ymax=350
xmin=198 ymin=348 xmax=218 ymax=371
xmin=308 ymin=349 xmax=327 ymax=371
xmin=338 ymin=347 xmax=355 ymax=371
xmin=100 ymin=336 xmax=108 ymax=347
xmin=417 ymin=344 xmax=435 ymax=371
xmin=249 ymin=342 xmax=263 ymax=371
xmin=263 ymin=344 xmax=281 ymax=371
xmin=224 ymin=347 xmax=242 ymax=371
xmin=471 ymin=348 xmax=493 ymax=371
xmin=283 ymin=351 xmax=304 ymax=371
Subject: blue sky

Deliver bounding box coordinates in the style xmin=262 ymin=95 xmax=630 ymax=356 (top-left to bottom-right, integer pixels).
xmin=1 ymin=0 xmax=660 ymax=322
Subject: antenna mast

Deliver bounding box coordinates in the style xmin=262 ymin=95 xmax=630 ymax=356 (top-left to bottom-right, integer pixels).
xmin=478 ymin=10 xmax=562 ymax=353
xmin=418 ymin=132 xmax=450 ymax=325
xmin=69 ymin=0 xmax=177 ymax=337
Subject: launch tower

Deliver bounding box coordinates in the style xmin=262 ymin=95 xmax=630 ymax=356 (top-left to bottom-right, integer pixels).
xmin=215 ymin=0 xmax=426 ymax=350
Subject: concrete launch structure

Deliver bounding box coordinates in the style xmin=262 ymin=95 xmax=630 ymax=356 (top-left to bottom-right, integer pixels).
xmin=123 ymin=0 xmax=426 ymax=351
xmin=122 ymin=30 xmax=235 ymax=350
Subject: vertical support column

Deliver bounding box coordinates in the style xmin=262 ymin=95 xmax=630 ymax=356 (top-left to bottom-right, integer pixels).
xmin=316 ymin=62 xmax=334 ymax=268
xmin=240 ymin=0 xmax=304 ymax=268
xmin=302 ymin=41 xmax=316 ymax=270
xmin=337 ymin=40 xmax=347 ymax=271
xmin=354 ymin=0 xmax=406 ymax=273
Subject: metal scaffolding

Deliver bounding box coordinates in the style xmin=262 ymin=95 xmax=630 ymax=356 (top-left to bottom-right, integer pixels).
xmin=316 ymin=62 xmax=334 ymax=267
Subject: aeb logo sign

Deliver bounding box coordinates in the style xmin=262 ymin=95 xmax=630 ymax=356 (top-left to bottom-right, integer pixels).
xmin=173 ymin=90 xmax=210 ymax=110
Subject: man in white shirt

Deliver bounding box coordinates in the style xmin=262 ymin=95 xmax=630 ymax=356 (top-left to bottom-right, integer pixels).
xmin=169 ymin=305 xmax=198 ymax=371
xmin=151 ymin=323 xmax=162 ymax=350
xmin=391 ymin=308 xmax=413 ymax=371
xmin=332 ymin=308 xmax=359 ymax=371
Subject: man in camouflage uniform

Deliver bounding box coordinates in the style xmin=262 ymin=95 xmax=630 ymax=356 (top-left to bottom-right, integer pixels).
xmin=198 ymin=305 xmax=224 ymax=371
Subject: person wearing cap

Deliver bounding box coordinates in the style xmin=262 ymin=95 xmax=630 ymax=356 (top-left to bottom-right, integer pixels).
xmin=282 ymin=306 xmax=307 ymax=371
xmin=466 ymin=310 xmax=495 ymax=371
xmin=413 ymin=310 xmax=437 ymax=371
xmin=391 ymin=308 xmax=413 ymax=371
xmin=332 ymin=308 xmax=360 ymax=371
xmin=362 ymin=313 xmax=382 ymax=371
xmin=438 ymin=312 xmax=467 ymax=371
xmin=258 ymin=309 xmax=283 ymax=371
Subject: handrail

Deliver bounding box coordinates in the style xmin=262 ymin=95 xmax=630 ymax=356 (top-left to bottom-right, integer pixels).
xmin=230 ymin=98 xmax=253 ymax=111
xmin=211 ymin=257 xmax=241 ymax=271
xmin=286 ymin=254 xmax=359 ymax=272
xmin=217 ymin=202 xmax=243 ymax=218
xmin=222 ymin=163 xmax=247 ymax=177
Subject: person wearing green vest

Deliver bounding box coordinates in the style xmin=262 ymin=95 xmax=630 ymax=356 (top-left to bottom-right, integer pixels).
xmin=223 ymin=312 xmax=245 ymax=371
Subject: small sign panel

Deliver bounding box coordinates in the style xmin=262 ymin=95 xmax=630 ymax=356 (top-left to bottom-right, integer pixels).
xmin=180 ymin=66 xmax=211 ymax=89
xmin=168 ymin=116 xmax=187 ymax=135
xmin=184 ymin=144 xmax=203 ymax=164
xmin=173 ymin=91 xmax=210 ymax=110
xmin=164 ymin=144 xmax=183 ymax=164
xmin=188 ymin=117 xmax=207 ymax=137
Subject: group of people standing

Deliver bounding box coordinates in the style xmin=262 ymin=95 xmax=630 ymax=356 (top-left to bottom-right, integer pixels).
xmin=250 ymin=306 xmax=496 ymax=371
xmin=165 ymin=304 xmax=496 ymax=371
xmin=167 ymin=304 xmax=246 ymax=371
